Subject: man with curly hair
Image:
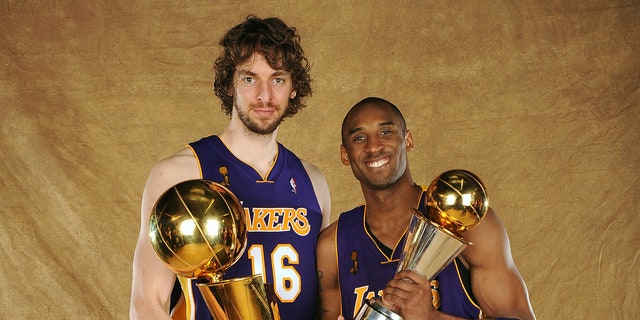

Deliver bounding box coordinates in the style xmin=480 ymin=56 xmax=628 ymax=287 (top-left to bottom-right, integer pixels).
xmin=130 ymin=16 xmax=331 ymax=320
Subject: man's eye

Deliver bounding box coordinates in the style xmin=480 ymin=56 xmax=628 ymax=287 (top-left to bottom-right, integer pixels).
xmin=243 ymin=77 xmax=255 ymax=83
xmin=353 ymin=135 xmax=366 ymax=142
xmin=273 ymin=78 xmax=286 ymax=85
xmin=381 ymin=129 xmax=393 ymax=135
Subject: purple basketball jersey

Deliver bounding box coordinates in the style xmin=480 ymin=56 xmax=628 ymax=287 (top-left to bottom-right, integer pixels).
xmin=336 ymin=187 xmax=483 ymax=319
xmin=182 ymin=135 xmax=323 ymax=320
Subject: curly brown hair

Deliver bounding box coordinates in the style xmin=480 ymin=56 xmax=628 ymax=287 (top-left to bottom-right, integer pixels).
xmin=213 ymin=16 xmax=312 ymax=118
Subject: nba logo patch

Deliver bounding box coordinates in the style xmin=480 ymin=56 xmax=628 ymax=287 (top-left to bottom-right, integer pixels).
xmin=289 ymin=177 xmax=297 ymax=194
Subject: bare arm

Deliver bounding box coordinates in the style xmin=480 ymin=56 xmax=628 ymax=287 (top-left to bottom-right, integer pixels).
xmin=129 ymin=148 xmax=201 ymax=320
xmin=301 ymin=159 xmax=332 ymax=230
xmin=461 ymin=207 xmax=536 ymax=320
xmin=383 ymin=208 xmax=535 ymax=320
xmin=317 ymin=222 xmax=342 ymax=320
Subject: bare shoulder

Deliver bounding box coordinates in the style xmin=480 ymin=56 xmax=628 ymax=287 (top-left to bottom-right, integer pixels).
xmin=461 ymin=207 xmax=512 ymax=268
xmin=300 ymin=158 xmax=332 ymax=228
xmin=149 ymin=148 xmax=199 ymax=182
xmin=142 ymin=148 xmax=201 ymax=214
xmin=464 ymin=207 xmax=508 ymax=241
xmin=300 ymin=158 xmax=327 ymax=182
xmin=299 ymin=158 xmax=329 ymax=197
xmin=461 ymin=207 xmax=537 ymax=319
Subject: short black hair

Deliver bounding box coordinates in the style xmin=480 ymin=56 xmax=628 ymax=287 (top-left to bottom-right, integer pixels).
xmin=341 ymin=97 xmax=407 ymax=145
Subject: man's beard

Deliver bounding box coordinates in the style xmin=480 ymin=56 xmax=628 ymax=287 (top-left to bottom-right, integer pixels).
xmin=235 ymin=101 xmax=286 ymax=135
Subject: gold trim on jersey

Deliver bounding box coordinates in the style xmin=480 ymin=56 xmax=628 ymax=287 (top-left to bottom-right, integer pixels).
xmin=453 ymin=258 xmax=483 ymax=318
xmin=362 ymin=206 xmax=404 ymax=263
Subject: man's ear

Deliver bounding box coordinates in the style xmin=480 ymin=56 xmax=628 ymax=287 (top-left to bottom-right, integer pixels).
xmin=340 ymin=145 xmax=350 ymax=166
xmin=290 ymin=90 xmax=297 ymax=99
xmin=405 ymin=130 xmax=414 ymax=151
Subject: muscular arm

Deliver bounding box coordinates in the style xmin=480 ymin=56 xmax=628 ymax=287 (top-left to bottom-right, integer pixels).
xmin=129 ymin=148 xmax=201 ymax=320
xmin=317 ymin=223 xmax=342 ymax=320
xmin=384 ymin=208 xmax=535 ymax=320
xmin=461 ymin=207 xmax=536 ymax=320
xmin=301 ymin=159 xmax=332 ymax=229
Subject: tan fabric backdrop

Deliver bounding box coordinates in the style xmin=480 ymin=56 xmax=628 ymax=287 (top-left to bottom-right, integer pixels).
xmin=1 ymin=1 xmax=639 ymax=319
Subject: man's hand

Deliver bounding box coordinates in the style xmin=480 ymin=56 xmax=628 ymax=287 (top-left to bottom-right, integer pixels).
xmin=382 ymin=269 xmax=439 ymax=320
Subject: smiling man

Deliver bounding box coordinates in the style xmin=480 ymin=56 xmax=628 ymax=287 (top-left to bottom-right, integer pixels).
xmin=129 ymin=16 xmax=331 ymax=320
xmin=316 ymin=97 xmax=535 ymax=320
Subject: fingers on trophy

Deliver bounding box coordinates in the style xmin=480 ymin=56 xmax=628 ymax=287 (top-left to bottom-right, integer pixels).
xmin=148 ymin=179 xmax=279 ymax=320
xmin=355 ymin=170 xmax=489 ymax=320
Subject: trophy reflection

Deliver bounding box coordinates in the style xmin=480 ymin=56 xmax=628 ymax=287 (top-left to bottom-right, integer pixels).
xmin=148 ymin=179 xmax=279 ymax=320
xmin=355 ymin=170 xmax=489 ymax=320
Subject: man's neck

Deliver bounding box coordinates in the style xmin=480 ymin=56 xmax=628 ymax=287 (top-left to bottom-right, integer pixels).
xmin=363 ymin=177 xmax=421 ymax=216
xmin=218 ymin=125 xmax=279 ymax=178
xmin=362 ymin=178 xmax=422 ymax=248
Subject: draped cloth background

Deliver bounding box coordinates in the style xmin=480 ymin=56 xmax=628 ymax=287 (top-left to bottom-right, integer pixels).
xmin=1 ymin=1 xmax=638 ymax=319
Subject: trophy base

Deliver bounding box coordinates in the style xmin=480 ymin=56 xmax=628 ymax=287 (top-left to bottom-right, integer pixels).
xmin=354 ymin=298 xmax=403 ymax=320
xmin=196 ymin=274 xmax=278 ymax=320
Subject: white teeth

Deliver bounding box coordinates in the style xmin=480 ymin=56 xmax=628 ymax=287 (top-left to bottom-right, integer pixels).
xmin=367 ymin=158 xmax=388 ymax=168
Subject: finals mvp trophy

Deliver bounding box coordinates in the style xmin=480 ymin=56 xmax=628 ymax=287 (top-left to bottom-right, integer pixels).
xmin=148 ymin=179 xmax=280 ymax=320
xmin=355 ymin=169 xmax=489 ymax=320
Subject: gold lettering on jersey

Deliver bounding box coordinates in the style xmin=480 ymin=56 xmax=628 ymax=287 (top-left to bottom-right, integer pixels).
xmin=430 ymin=279 xmax=441 ymax=309
xmin=270 ymin=301 xmax=281 ymax=320
xmin=353 ymin=280 xmax=440 ymax=317
xmin=353 ymin=286 xmax=383 ymax=318
xmin=245 ymin=207 xmax=310 ymax=236
xmin=353 ymin=286 xmax=369 ymax=317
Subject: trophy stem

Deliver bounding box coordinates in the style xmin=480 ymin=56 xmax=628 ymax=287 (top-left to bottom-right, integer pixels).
xmin=396 ymin=209 xmax=470 ymax=280
xmin=196 ymin=274 xmax=278 ymax=320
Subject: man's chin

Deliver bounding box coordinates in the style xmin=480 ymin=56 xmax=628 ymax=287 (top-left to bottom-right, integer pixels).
xmin=366 ymin=180 xmax=395 ymax=190
xmin=245 ymin=123 xmax=279 ymax=135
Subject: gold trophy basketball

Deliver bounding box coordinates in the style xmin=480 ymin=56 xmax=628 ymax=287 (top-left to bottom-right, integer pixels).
xmin=355 ymin=170 xmax=489 ymax=320
xmin=148 ymin=179 xmax=279 ymax=320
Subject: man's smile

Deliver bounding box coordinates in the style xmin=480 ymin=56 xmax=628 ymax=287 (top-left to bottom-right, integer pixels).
xmin=366 ymin=157 xmax=390 ymax=169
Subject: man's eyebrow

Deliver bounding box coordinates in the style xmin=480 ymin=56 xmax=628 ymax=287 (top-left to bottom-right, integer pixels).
xmin=347 ymin=121 xmax=396 ymax=136
xmin=235 ymin=69 xmax=290 ymax=77
xmin=348 ymin=127 xmax=363 ymax=136
xmin=272 ymin=70 xmax=291 ymax=77
xmin=236 ymin=69 xmax=255 ymax=75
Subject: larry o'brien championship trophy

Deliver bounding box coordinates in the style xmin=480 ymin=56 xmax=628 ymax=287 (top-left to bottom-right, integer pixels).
xmin=148 ymin=179 xmax=280 ymax=320
xmin=355 ymin=170 xmax=489 ymax=320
